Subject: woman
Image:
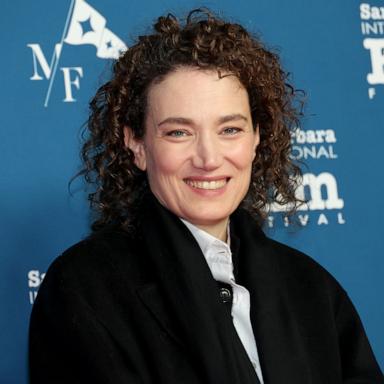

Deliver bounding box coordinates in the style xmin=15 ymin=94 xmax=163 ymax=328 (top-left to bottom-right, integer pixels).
xmin=29 ymin=9 xmax=383 ymax=384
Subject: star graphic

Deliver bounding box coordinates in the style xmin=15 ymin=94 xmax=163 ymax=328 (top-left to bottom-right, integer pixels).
xmin=79 ymin=17 xmax=93 ymax=36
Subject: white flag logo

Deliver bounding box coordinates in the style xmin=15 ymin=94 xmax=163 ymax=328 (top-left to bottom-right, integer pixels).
xmin=31 ymin=0 xmax=127 ymax=107
xmin=64 ymin=0 xmax=127 ymax=59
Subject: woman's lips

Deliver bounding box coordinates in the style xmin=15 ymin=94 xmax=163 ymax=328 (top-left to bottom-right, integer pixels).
xmin=183 ymin=178 xmax=229 ymax=190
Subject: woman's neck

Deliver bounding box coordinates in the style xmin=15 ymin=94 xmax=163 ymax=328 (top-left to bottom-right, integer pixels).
xmin=193 ymin=218 xmax=229 ymax=243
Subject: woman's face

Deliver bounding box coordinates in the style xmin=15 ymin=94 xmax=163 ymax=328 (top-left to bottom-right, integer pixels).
xmin=125 ymin=67 xmax=259 ymax=231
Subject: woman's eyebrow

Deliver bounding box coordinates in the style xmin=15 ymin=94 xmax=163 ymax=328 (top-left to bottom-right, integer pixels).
xmin=218 ymin=114 xmax=248 ymax=124
xmin=158 ymin=117 xmax=193 ymax=127
xmin=157 ymin=114 xmax=248 ymax=127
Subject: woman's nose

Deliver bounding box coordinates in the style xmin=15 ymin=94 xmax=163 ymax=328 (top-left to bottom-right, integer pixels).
xmin=191 ymin=133 xmax=223 ymax=170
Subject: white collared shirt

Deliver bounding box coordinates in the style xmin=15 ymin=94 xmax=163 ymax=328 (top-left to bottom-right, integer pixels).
xmin=181 ymin=219 xmax=264 ymax=384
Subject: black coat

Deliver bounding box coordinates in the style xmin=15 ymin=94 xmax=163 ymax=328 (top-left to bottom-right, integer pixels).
xmin=29 ymin=195 xmax=383 ymax=383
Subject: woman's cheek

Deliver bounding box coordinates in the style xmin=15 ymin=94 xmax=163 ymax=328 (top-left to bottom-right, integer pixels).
xmin=149 ymin=145 xmax=190 ymax=175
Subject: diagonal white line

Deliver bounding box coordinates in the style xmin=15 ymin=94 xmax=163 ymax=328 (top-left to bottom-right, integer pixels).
xmin=44 ymin=0 xmax=76 ymax=107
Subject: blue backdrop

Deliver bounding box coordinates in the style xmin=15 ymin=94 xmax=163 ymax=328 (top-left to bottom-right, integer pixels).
xmin=1 ymin=0 xmax=383 ymax=382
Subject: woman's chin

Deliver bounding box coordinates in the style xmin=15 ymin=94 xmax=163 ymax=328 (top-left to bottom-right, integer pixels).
xmin=180 ymin=209 xmax=230 ymax=228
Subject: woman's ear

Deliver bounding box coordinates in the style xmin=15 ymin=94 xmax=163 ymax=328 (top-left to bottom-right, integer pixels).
xmin=253 ymin=124 xmax=260 ymax=160
xmin=123 ymin=126 xmax=147 ymax=171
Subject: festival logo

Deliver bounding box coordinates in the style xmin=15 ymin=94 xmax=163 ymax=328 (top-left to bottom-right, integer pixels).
xmin=360 ymin=3 xmax=384 ymax=99
xmin=27 ymin=0 xmax=127 ymax=107
xmin=268 ymin=128 xmax=345 ymax=228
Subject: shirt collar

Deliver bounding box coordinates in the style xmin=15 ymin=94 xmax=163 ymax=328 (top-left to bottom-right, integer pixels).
xmin=180 ymin=218 xmax=231 ymax=256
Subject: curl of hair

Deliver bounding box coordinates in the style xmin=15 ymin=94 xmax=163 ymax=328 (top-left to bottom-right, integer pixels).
xmin=80 ymin=8 xmax=304 ymax=232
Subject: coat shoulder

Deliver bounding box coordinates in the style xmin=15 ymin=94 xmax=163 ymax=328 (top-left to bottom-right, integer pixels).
xmin=263 ymin=235 xmax=328 ymax=273
xmin=233 ymin=208 xmax=342 ymax=291
xmin=43 ymin=226 xmax=149 ymax=295
xmin=261 ymin=234 xmax=347 ymax=300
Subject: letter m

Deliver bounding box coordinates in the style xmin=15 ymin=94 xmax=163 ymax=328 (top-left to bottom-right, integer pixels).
xmin=298 ymin=172 xmax=344 ymax=210
xmin=27 ymin=43 xmax=62 ymax=80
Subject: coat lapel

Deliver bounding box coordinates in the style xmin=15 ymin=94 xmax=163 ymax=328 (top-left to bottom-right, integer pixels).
xmin=136 ymin=281 xmax=185 ymax=347
xmin=231 ymin=209 xmax=315 ymax=384
xmin=138 ymin=193 xmax=261 ymax=384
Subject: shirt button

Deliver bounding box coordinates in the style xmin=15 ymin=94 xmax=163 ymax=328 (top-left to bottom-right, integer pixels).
xmin=219 ymin=287 xmax=232 ymax=303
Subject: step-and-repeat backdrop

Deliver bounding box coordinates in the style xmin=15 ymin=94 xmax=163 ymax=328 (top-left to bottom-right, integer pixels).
xmin=1 ymin=0 xmax=383 ymax=382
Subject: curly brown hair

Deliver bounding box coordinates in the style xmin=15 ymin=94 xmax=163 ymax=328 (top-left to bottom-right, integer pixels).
xmin=81 ymin=8 xmax=303 ymax=232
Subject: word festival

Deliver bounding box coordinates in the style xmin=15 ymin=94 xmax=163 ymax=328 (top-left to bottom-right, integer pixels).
xmin=268 ymin=211 xmax=346 ymax=229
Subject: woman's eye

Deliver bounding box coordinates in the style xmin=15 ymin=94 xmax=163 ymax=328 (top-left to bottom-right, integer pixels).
xmin=166 ymin=130 xmax=188 ymax=137
xmin=222 ymin=127 xmax=242 ymax=135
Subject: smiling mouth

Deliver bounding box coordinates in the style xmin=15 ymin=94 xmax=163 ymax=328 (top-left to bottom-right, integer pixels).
xmin=184 ymin=178 xmax=229 ymax=190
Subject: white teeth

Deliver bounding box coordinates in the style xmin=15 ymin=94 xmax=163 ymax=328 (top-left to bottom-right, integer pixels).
xmin=185 ymin=179 xmax=227 ymax=190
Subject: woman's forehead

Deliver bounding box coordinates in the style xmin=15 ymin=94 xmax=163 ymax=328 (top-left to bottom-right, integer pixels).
xmin=145 ymin=68 xmax=250 ymax=122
